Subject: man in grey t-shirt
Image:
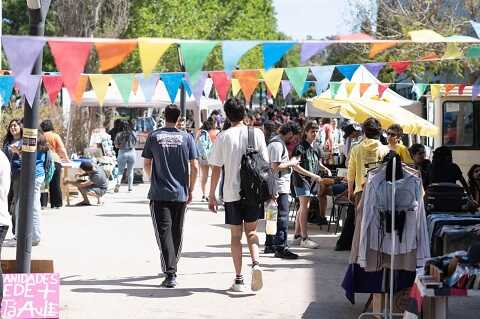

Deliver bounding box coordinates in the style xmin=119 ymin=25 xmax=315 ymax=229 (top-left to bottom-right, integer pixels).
xmin=264 ymin=122 xmax=301 ymax=259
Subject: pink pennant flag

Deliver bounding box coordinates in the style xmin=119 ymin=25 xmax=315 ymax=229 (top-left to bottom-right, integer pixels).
xmin=42 ymin=75 xmax=63 ymax=105
xmin=209 ymin=71 xmax=231 ymax=103
xmin=378 ymin=83 xmax=389 ymax=98
xmin=458 ymin=84 xmax=466 ymax=95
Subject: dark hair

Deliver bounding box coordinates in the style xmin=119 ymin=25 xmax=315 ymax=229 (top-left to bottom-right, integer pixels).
xmin=80 ymin=160 xmax=94 ymax=172
xmin=430 ymin=146 xmax=453 ymax=179
xmin=468 ymin=164 xmax=480 ymax=196
xmin=40 ymin=120 xmax=54 ymax=132
xmin=210 ymin=110 xmax=220 ymax=116
xmin=223 ymin=98 xmax=245 ymax=122
xmin=222 ymin=119 xmax=232 ymax=131
xmin=165 ymin=104 xmax=181 ymax=123
xmin=362 ymin=117 xmax=381 ymax=139
xmin=279 ymin=122 xmax=300 ymax=136
xmin=302 ymin=120 xmax=319 ymax=140
xmin=37 ymin=131 xmax=49 ymax=152
xmin=3 ymin=119 xmax=23 ymax=148
xmin=200 ymin=120 xmax=213 ymax=131
xmin=387 ymin=123 xmax=403 ymax=137
xmin=113 ymin=119 xmax=123 ymax=129
xmin=119 ymin=120 xmax=132 ymax=132
xmin=409 ymin=143 xmax=425 ymax=157
xmin=321 ymin=118 xmax=331 ymax=125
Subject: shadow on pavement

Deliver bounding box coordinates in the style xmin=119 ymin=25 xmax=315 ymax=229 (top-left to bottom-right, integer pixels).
xmin=96 ymin=214 xmax=151 ymax=218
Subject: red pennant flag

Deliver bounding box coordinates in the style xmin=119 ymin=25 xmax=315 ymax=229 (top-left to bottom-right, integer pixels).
xmin=444 ymin=84 xmax=455 ymax=95
xmin=389 ymin=61 xmax=411 ymax=75
xmin=209 ymin=71 xmax=231 ymax=103
xmin=359 ymin=83 xmax=370 ymax=97
xmin=42 ymin=75 xmax=63 ymax=105
xmin=48 ymin=40 xmax=92 ymax=97
xmin=378 ymin=83 xmax=389 ymax=98
xmin=458 ymin=84 xmax=466 ymax=95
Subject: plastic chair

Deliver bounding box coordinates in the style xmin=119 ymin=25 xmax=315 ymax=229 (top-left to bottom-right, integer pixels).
xmin=328 ymin=195 xmax=353 ymax=234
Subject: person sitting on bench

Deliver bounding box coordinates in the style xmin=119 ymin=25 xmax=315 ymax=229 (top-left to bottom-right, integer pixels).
xmin=68 ymin=160 xmax=108 ymax=206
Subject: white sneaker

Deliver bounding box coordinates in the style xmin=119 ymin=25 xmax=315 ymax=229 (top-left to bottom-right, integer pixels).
xmin=230 ymin=281 xmax=247 ymax=292
xmin=289 ymin=237 xmax=302 ymax=246
xmin=251 ymin=265 xmax=263 ymax=291
xmin=301 ymin=238 xmax=319 ymax=249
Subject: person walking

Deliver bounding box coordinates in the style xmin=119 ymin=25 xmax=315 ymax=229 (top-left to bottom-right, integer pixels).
xmin=114 ymin=121 xmax=138 ymax=193
xmin=41 ymin=120 xmax=68 ymax=209
xmin=208 ymin=98 xmax=267 ymax=292
xmin=196 ymin=120 xmax=216 ymax=201
xmin=264 ymin=122 xmax=301 ymax=259
xmin=142 ymin=104 xmax=198 ymax=288
xmin=0 ymin=150 xmax=11 ymax=304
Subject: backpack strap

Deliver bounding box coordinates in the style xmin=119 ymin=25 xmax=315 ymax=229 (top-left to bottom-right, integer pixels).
xmin=247 ymin=127 xmax=255 ymax=151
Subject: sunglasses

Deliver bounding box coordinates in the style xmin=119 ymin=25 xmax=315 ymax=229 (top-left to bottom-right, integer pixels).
xmin=386 ymin=131 xmax=397 ymax=137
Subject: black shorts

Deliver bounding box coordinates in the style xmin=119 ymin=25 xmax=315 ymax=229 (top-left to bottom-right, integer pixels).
xmin=224 ymin=200 xmax=264 ymax=225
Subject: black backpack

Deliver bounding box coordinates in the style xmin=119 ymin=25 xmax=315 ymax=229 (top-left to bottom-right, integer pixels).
xmin=425 ymin=183 xmax=471 ymax=213
xmin=240 ymin=127 xmax=273 ymax=206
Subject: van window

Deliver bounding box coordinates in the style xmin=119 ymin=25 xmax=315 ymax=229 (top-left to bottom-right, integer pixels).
xmin=442 ymin=102 xmax=475 ymax=147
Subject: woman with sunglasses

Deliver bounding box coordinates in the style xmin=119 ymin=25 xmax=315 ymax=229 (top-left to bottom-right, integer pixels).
xmin=386 ymin=124 xmax=414 ymax=164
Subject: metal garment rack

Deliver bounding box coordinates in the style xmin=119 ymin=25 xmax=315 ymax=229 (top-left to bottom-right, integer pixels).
xmin=358 ymin=157 xmax=403 ymax=319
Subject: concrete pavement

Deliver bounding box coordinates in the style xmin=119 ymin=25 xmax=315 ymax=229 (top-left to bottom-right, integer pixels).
xmin=3 ymin=183 xmax=480 ymax=319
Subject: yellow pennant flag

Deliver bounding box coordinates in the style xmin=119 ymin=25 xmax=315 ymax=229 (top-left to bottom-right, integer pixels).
xmin=442 ymin=43 xmax=463 ymax=60
xmin=138 ymin=38 xmax=172 ymax=76
xmin=409 ymin=30 xmax=446 ymax=42
xmin=260 ymin=68 xmax=284 ymax=97
xmin=89 ymin=74 xmax=112 ymax=107
xmin=430 ymin=84 xmax=442 ymax=99
xmin=345 ymin=82 xmax=356 ymax=96
xmin=231 ymin=79 xmax=241 ymax=96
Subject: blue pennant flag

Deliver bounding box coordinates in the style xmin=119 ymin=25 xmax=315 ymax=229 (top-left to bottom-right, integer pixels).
xmin=137 ymin=74 xmax=159 ymax=102
xmin=310 ymin=65 xmax=335 ymax=88
xmin=363 ymin=63 xmax=386 ymax=78
xmin=222 ymin=41 xmax=259 ymax=73
xmin=0 ymin=76 xmax=15 ymax=106
xmin=336 ymin=64 xmax=361 ymax=80
xmin=263 ymin=42 xmax=295 ymax=70
xmin=182 ymin=79 xmax=192 ymax=96
xmin=161 ymin=73 xmax=185 ymax=103
xmin=315 ymin=81 xmax=329 ymax=95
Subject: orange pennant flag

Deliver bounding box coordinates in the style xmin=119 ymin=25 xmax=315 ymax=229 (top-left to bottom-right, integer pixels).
xmin=359 ymin=83 xmax=370 ymax=97
xmin=132 ymin=78 xmax=139 ymax=95
xmin=72 ymin=74 xmax=89 ymax=105
xmin=369 ymin=42 xmax=398 ymax=58
xmin=95 ymin=40 xmax=137 ymax=72
xmin=233 ymin=70 xmax=259 ymax=103
xmin=444 ymin=84 xmax=455 ymax=95
xmin=419 ymin=52 xmax=439 ymax=61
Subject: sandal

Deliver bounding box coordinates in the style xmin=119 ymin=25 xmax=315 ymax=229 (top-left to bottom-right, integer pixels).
xmin=74 ymin=201 xmax=92 ymax=207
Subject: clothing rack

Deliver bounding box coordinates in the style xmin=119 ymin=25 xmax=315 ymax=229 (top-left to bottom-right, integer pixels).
xmin=359 ymin=156 xmax=403 ymax=319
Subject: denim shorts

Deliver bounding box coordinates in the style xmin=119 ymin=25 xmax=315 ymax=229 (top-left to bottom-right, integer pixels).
xmin=294 ymin=185 xmax=312 ymax=197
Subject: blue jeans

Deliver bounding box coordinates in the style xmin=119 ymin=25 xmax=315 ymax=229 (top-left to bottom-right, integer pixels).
xmin=117 ymin=149 xmax=136 ymax=190
xmin=265 ymin=193 xmax=290 ymax=251
xmin=15 ymin=175 xmax=44 ymax=242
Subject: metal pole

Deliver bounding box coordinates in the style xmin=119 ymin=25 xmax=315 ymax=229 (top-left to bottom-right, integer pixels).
xmin=176 ymin=47 xmax=187 ymax=129
xmin=16 ymin=0 xmax=50 ymax=273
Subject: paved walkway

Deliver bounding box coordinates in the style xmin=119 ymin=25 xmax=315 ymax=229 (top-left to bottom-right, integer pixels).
xmin=3 ymin=183 xmax=479 ymax=318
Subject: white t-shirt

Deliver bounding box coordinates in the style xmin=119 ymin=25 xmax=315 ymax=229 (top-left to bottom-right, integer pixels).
xmin=268 ymin=135 xmax=291 ymax=195
xmin=0 ymin=151 xmax=11 ymax=227
xmin=209 ymin=126 xmax=269 ymax=202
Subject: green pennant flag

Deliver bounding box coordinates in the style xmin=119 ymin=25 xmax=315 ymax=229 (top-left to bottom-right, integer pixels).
xmin=285 ymin=67 xmax=310 ymax=96
xmin=113 ymin=74 xmax=135 ymax=104
xmin=180 ymin=41 xmax=218 ymax=86
xmin=413 ymin=83 xmax=428 ymax=100
xmin=330 ymin=82 xmax=341 ymax=99
xmin=466 ymin=46 xmax=480 ymax=58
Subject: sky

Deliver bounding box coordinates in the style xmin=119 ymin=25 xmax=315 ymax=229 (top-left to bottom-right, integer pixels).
xmin=273 ymin=0 xmax=372 ymax=40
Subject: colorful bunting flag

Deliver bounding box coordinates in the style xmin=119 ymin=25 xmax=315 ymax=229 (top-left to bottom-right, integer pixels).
xmin=132 ymin=78 xmax=140 ymax=95
xmin=262 ymin=42 xmax=295 ymax=70
xmin=22 ymin=75 xmax=42 ymax=107
xmin=337 ymin=33 xmax=374 ymax=40
xmin=0 ymin=76 xmax=15 ymax=106
xmin=2 ymin=36 xmax=46 ymax=91
xmin=182 ymin=79 xmax=192 ymax=96
xmin=363 ymin=63 xmax=385 ymax=77
xmin=315 ymin=81 xmax=328 ymax=95
xmin=209 ymin=71 xmax=231 ymax=103
xmin=191 ymin=72 xmax=208 ymax=103
xmin=112 ymin=74 xmax=135 ymax=104
xmin=231 ymin=79 xmax=241 ymax=96
xmin=444 ymin=84 xmax=455 ymax=95
xmin=204 ymin=78 xmax=214 ymax=98
xmin=473 ymin=83 xmax=480 ymax=100
xmin=300 ymin=42 xmax=329 ymax=64
xmin=430 ymin=84 xmax=442 ymax=99
xmin=260 ymin=68 xmax=284 ymax=97
xmin=95 ymin=40 xmax=137 ymax=72
xmin=471 ymin=21 xmax=480 ymax=38
xmin=412 ymin=83 xmax=428 ymax=100
xmin=330 ymin=82 xmax=341 ymax=99
xmin=234 ymin=70 xmax=259 ymax=103
xmin=310 ymin=66 xmax=335 ymax=87
xmin=442 ymin=43 xmax=463 ymax=60
xmin=303 ymin=81 xmax=313 ymax=94
xmin=419 ymin=52 xmax=439 ymax=61
xmin=222 ymin=41 xmax=259 ymax=73
xmin=137 ymin=74 xmax=159 ymax=102
xmin=281 ymin=80 xmax=291 ymax=98
xmin=345 ymin=83 xmax=355 ymax=97
xmin=48 ymin=40 xmax=92 ymax=97
xmin=285 ymin=67 xmax=309 ymax=96
xmin=72 ymin=75 xmax=89 ymax=105
xmin=42 ymin=75 xmax=63 ymax=105
xmin=336 ymin=64 xmax=360 ymax=80
xmin=160 ymin=73 xmax=185 ymax=103
xmin=378 ymin=83 xmax=389 ymax=98
xmin=458 ymin=84 xmax=466 ymax=95
xmin=466 ymin=46 xmax=480 ymax=58
xmin=369 ymin=42 xmax=398 ymax=58
xmin=409 ymin=30 xmax=446 ymax=42
xmin=138 ymin=38 xmax=172 ymax=76
xmin=389 ymin=61 xmax=411 ymax=75
xmin=359 ymin=83 xmax=370 ymax=97
xmin=89 ymin=74 xmax=112 ymax=107
xmin=181 ymin=41 xmax=218 ymax=86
